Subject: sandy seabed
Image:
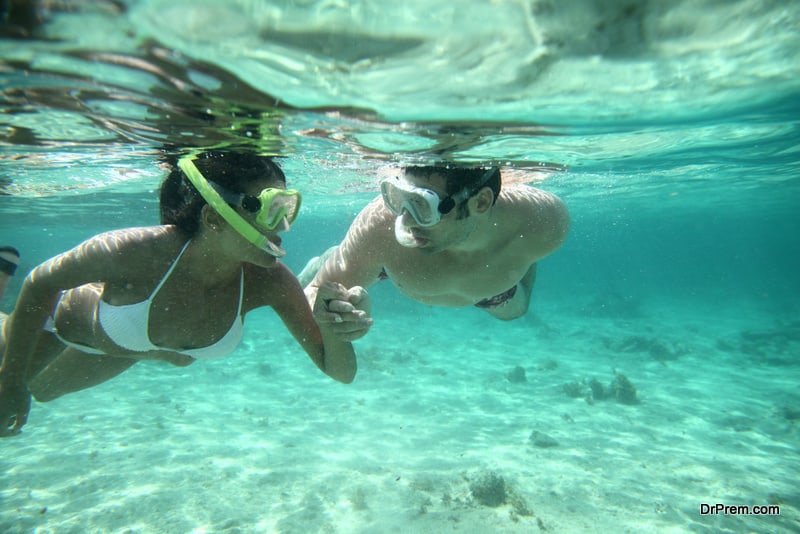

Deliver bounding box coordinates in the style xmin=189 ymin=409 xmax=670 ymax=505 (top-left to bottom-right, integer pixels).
xmin=1 ymin=297 xmax=798 ymax=534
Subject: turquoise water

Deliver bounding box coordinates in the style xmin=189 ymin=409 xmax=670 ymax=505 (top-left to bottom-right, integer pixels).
xmin=1 ymin=1 xmax=799 ymax=533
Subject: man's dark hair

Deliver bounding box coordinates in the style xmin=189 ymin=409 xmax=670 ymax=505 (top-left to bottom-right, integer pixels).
xmin=404 ymin=165 xmax=501 ymax=218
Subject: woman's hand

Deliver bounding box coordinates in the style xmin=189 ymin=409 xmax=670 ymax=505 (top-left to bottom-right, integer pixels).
xmin=313 ymin=282 xmax=373 ymax=342
xmin=0 ymin=379 xmax=31 ymax=437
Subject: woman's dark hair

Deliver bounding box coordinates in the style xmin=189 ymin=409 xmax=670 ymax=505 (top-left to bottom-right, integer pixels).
xmin=160 ymin=151 xmax=285 ymax=235
xmin=404 ymin=165 xmax=502 ymax=218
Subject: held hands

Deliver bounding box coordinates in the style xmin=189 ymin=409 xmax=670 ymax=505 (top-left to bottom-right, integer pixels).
xmin=313 ymin=282 xmax=373 ymax=342
xmin=0 ymin=379 xmax=31 ymax=437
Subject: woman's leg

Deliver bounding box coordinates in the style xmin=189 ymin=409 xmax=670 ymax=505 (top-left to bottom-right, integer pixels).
xmin=19 ymin=282 xmax=138 ymax=401
xmin=26 ymin=348 xmax=137 ymax=402
xmin=4 ymin=282 xmax=194 ymax=403
xmin=3 ymin=312 xmax=138 ymax=402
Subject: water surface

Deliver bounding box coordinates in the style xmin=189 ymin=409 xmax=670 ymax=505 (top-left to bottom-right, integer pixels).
xmin=1 ymin=1 xmax=799 ymax=533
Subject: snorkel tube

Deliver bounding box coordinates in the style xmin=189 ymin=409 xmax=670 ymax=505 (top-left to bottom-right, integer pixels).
xmin=178 ymin=154 xmax=287 ymax=258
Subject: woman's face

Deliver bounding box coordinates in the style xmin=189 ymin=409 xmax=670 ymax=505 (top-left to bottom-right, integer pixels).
xmin=228 ymin=177 xmax=294 ymax=264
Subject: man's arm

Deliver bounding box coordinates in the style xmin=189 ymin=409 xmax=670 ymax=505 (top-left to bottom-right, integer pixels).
xmin=304 ymin=197 xmax=389 ymax=341
xmin=516 ymin=187 xmax=570 ymax=259
xmin=482 ymin=187 xmax=569 ymax=321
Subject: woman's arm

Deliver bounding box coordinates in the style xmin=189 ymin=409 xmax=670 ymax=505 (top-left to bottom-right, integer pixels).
xmin=0 ymin=227 xmax=167 ymax=435
xmin=1 ymin=228 xmax=165 ymax=381
xmin=263 ymin=263 xmax=357 ymax=383
xmin=2 ymin=235 xmax=115 ymax=384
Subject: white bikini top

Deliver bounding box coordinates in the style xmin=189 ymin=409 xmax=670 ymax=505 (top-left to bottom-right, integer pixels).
xmin=98 ymin=241 xmax=245 ymax=360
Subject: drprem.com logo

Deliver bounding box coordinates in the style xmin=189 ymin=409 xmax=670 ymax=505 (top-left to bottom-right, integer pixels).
xmin=700 ymin=503 xmax=781 ymax=516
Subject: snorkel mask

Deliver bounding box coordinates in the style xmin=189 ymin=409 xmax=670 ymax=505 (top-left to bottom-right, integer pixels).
xmin=178 ymin=154 xmax=302 ymax=258
xmin=381 ymin=168 xmax=495 ymax=228
xmin=381 ymin=167 xmax=495 ymax=227
xmin=382 ymin=167 xmax=495 ymax=248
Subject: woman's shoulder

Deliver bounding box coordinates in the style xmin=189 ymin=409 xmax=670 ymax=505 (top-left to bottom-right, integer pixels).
xmin=244 ymin=260 xmax=298 ymax=289
xmin=83 ymin=225 xmax=182 ymax=254
xmin=62 ymin=226 xmax=187 ymax=275
xmin=29 ymin=226 xmax=184 ymax=288
xmin=242 ymin=260 xmax=303 ymax=311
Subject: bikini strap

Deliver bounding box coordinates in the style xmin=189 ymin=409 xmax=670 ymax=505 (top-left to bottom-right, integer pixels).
xmin=149 ymin=240 xmax=192 ymax=298
xmin=236 ymin=267 xmax=245 ymax=315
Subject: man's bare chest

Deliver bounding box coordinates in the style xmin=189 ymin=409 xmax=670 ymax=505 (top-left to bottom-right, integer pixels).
xmin=384 ymin=253 xmax=529 ymax=305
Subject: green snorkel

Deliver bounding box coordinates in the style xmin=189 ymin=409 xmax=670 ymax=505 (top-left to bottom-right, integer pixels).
xmin=178 ymin=154 xmax=288 ymax=258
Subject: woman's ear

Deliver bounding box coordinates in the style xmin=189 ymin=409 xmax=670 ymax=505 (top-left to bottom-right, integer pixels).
xmin=470 ymin=187 xmax=494 ymax=214
xmin=201 ymin=204 xmax=224 ymax=231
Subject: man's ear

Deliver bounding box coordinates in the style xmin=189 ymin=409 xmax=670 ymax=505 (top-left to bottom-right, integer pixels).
xmin=470 ymin=187 xmax=494 ymax=214
xmin=201 ymin=204 xmax=224 ymax=231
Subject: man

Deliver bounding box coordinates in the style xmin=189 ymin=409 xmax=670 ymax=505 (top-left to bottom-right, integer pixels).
xmin=302 ymin=165 xmax=569 ymax=341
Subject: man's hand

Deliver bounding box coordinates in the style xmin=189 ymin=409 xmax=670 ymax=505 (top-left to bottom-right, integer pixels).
xmin=0 ymin=380 xmax=31 ymax=437
xmin=313 ymin=282 xmax=373 ymax=342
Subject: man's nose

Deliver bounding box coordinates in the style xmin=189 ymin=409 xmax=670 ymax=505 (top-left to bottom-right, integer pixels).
xmin=399 ymin=210 xmax=418 ymax=227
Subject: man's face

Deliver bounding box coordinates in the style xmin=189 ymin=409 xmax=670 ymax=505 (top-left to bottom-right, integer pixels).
xmin=393 ymin=171 xmax=473 ymax=253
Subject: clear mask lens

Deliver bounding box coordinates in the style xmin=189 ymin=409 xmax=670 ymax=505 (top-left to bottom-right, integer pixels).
xmin=380 ymin=179 xmax=441 ymax=227
xmin=253 ymin=189 xmax=302 ymax=231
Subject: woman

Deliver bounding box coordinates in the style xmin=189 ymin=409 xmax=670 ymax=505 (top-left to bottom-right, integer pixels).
xmin=0 ymin=151 xmax=370 ymax=437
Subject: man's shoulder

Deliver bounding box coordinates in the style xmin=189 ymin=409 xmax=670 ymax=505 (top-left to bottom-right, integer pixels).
xmin=497 ymin=184 xmax=568 ymax=231
xmin=353 ymin=196 xmax=395 ymax=233
xmin=496 ymin=185 xmax=569 ymax=251
xmin=498 ymin=184 xmax=561 ymax=206
xmin=342 ymin=196 xmax=394 ymax=252
xmin=496 ymin=185 xmax=563 ymax=222
xmin=360 ymin=195 xmax=392 ymax=216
